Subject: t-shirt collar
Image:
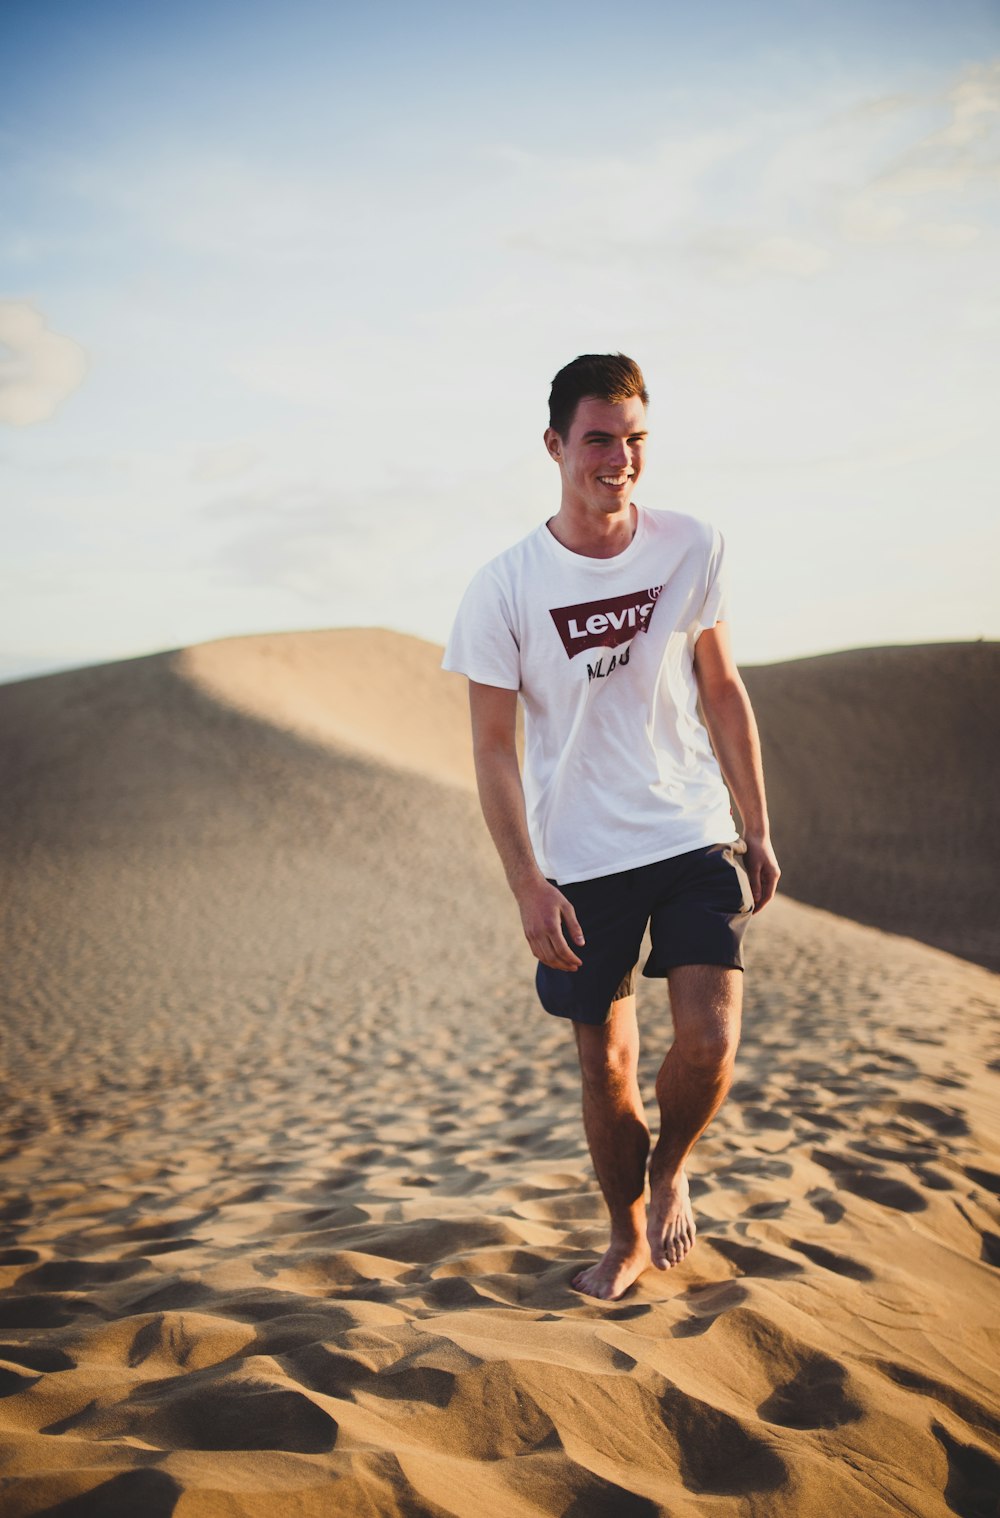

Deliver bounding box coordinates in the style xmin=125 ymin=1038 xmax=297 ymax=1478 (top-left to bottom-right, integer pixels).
xmin=539 ymin=503 xmax=648 ymax=570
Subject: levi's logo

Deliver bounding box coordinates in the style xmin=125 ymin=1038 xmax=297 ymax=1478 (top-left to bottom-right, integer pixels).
xmin=549 ymin=585 xmax=663 ymax=659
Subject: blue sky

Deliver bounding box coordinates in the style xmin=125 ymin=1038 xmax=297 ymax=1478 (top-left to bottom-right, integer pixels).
xmin=2 ymin=0 xmax=999 ymax=680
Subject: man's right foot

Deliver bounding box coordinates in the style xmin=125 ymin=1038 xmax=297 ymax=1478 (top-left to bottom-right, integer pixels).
xmin=571 ymin=1238 xmax=651 ymax=1301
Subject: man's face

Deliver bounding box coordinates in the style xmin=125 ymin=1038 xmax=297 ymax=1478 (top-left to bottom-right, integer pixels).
xmin=545 ymin=394 xmax=648 ymax=518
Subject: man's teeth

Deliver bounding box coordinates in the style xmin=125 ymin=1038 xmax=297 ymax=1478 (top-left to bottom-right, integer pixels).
xmin=599 ymin=475 xmax=630 ymax=485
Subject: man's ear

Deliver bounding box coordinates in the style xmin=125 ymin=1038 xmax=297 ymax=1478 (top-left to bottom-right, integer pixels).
xmin=543 ymin=426 xmax=563 ymax=462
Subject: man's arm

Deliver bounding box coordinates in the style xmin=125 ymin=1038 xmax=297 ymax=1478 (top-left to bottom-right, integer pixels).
xmin=693 ymin=622 xmax=781 ymax=911
xmin=468 ymin=680 xmax=585 ymax=971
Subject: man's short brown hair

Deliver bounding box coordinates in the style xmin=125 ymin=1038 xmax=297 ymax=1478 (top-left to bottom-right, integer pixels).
xmin=548 ymin=353 xmax=648 ymax=438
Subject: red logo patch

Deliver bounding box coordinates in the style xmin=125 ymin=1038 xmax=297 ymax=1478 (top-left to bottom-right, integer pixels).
xmin=549 ymin=585 xmax=663 ymax=659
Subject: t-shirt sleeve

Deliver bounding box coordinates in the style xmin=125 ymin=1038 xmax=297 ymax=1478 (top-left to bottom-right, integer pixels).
xmin=441 ymin=564 xmax=521 ymax=690
xmin=693 ymin=526 xmax=729 ymax=640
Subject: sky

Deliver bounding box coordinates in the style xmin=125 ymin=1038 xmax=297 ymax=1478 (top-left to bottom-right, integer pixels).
xmin=2 ymin=0 xmax=998 ymax=682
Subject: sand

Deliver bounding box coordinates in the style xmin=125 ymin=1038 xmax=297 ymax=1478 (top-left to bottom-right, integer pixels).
xmin=0 ymin=629 xmax=997 ymax=1517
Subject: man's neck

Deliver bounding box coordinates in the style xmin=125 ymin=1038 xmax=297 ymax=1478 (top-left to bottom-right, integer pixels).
xmin=546 ymin=502 xmax=638 ymax=560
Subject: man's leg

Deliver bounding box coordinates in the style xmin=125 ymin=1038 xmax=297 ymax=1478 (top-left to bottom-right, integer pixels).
xmin=571 ymin=993 xmax=652 ymax=1301
xmin=647 ymin=965 xmax=743 ymax=1270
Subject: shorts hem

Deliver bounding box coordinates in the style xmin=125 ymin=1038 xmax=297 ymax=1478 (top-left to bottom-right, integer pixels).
xmin=539 ymin=999 xmax=614 ymax=1027
xmin=642 ymin=956 xmax=745 ymax=978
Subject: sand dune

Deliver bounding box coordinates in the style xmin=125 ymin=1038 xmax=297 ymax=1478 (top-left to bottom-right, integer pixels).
xmin=179 ymin=628 xmax=478 ymax=792
xmin=743 ymin=642 xmax=1000 ymax=971
xmin=0 ymin=630 xmax=998 ymax=1517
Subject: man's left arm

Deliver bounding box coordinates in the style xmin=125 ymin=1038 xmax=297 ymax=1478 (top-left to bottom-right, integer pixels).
xmin=694 ymin=621 xmax=781 ymax=912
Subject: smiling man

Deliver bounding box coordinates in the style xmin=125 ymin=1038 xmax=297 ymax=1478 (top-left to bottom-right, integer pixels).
xmin=443 ymin=353 xmax=780 ymax=1301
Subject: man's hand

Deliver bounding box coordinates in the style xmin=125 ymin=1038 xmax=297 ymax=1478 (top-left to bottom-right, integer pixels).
xmin=738 ymin=833 xmax=781 ymax=912
xmin=515 ymin=876 xmax=586 ymax=971
xmin=694 ymin=627 xmax=780 ymax=914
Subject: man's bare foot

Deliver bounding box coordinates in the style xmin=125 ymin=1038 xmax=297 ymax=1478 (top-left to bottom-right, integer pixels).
xmin=571 ymin=1237 xmax=651 ymax=1301
xmin=647 ymin=1166 xmax=696 ymax=1269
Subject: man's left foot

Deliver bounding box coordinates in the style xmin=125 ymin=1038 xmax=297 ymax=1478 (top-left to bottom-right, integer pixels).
xmin=571 ymin=1238 xmax=651 ymax=1301
xmin=647 ymin=1166 xmax=696 ymax=1269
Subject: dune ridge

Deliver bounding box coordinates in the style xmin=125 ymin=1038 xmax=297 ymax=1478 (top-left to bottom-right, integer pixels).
xmin=0 ymin=629 xmax=997 ymax=1517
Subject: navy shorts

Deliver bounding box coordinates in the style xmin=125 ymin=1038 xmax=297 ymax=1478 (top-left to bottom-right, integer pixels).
xmin=535 ymin=842 xmax=755 ymax=1026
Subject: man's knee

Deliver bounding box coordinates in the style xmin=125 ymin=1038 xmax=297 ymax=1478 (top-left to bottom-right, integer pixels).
xmin=574 ymin=1012 xmax=638 ymax=1090
xmin=667 ymin=965 xmax=742 ymax=1068
xmin=674 ymin=1019 xmax=740 ymax=1070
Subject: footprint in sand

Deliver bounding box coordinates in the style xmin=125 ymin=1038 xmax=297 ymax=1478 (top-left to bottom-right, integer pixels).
xmin=810 ymin=1148 xmax=928 ymax=1213
xmin=758 ymin=1351 xmax=863 ymax=1429
xmin=787 ymin=1237 xmax=874 ymax=1282
xmin=33 ymin=1466 xmax=183 ymax=1516
xmin=931 ymin=1420 xmax=1000 ymax=1518
xmin=806 ymin=1186 xmax=845 ymax=1224
xmin=708 ymin=1238 xmax=806 ymax=1280
xmin=672 ymin=1281 xmax=750 ymax=1337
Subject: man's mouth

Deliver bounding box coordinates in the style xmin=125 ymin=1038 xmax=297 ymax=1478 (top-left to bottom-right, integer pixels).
xmin=598 ymin=474 xmax=631 ymax=487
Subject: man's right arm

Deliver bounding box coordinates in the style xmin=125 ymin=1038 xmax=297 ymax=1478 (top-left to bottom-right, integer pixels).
xmin=468 ymin=680 xmax=585 ymax=972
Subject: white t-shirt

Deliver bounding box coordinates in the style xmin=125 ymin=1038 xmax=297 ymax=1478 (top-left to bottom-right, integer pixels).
xmin=443 ymin=505 xmax=737 ymax=883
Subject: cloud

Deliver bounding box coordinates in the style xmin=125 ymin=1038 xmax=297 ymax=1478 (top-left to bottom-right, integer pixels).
xmin=930 ymin=56 xmax=1000 ymax=152
xmin=195 ymin=462 xmax=530 ymax=620
xmin=501 ymin=58 xmax=1000 ymax=282
xmin=0 ymin=302 xmax=88 ymax=426
xmin=190 ymin=441 xmax=260 ymax=483
xmin=504 ymin=128 xmax=840 ymax=282
xmin=198 ymin=481 xmax=381 ymax=599
xmin=840 ymin=59 xmax=1000 ymax=241
xmin=687 ymin=230 xmax=832 ymax=280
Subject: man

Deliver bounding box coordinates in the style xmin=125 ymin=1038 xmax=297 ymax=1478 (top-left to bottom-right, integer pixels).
xmin=442 ymin=353 xmax=780 ymax=1302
